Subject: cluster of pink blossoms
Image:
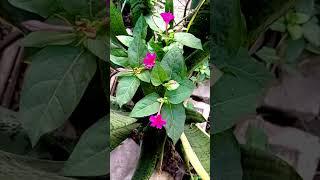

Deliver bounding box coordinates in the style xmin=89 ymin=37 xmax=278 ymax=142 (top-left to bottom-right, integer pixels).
xmin=142 ymin=12 xmax=174 ymax=129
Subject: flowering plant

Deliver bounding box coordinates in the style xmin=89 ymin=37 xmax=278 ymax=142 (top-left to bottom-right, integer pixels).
xmin=111 ymin=10 xmax=209 ymax=179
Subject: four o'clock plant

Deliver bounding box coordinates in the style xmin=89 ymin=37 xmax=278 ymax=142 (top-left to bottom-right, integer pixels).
xmin=111 ymin=12 xmax=203 ymax=152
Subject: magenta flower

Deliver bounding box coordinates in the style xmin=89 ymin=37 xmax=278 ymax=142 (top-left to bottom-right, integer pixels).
xmin=160 ymin=12 xmax=175 ymax=25
xmin=143 ymin=52 xmax=156 ymax=69
xmin=149 ymin=114 xmax=166 ymax=129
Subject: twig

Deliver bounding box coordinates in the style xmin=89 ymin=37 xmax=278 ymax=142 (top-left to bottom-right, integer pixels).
xmin=0 ymin=31 xmax=22 ymax=52
xmin=1 ymin=45 xmax=24 ymax=108
xmin=0 ymin=40 xmax=20 ymax=100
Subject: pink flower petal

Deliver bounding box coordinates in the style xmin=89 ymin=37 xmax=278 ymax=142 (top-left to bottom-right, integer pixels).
xmin=160 ymin=12 xmax=175 ymax=25
xmin=143 ymin=52 xmax=156 ymax=69
xmin=149 ymin=114 xmax=166 ymax=129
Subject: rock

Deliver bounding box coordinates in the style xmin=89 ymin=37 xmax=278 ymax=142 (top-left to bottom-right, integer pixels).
xmin=234 ymin=117 xmax=320 ymax=180
xmin=263 ymin=72 xmax=320 ymax=121
xmin=110 ymin=138 xmax=140 ymax=180
xmin=192 ymin=80 xmax=210 ymax=101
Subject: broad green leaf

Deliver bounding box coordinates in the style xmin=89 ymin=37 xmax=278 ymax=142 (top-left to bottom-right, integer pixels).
xmin=213 ymin=49 xmax=273 ymax=134
xmin=150 ymin=62 xmax=169 ymax=86
xmin=110 ymin=2 xmax=127 ymax=36
xmin=62 ymin=117 xmax=108 ymax=176
xmin=136 ymin=70 xmax=151 ymax=83
xmin=213 ymin=129 xmax=242 ymax=180
xmin=240 ymin=0 xmax=295 ymax=43
xmin=295 ymin=0 xmax=314 ymax=16
xmin=132 ymin=128 xmax=166 ymax=180
xmin=20 ymin=46 xmax=97 ymax=146
xmin=286 ymin=39 xmax=305 ymax=63
xmin=241 ymin=145 xmax=302 ymax=180
xmin=84 ymin=35 xmax=108 ymax=62
xmin=60 ymin=0 xmax=105 ymax=17
xmin=144 ymin=15 xmax=166 ymax=32
xmin=130 ymin=92 xmax=160 ymax=117
xmin=111 ymin=48 xmax=127 ymax=57
xmin=133 ymin=15 xmax=148 ymax=39
xmin=214 ymin=0 xmax=246 ymax=57
xmin=288 ymin=24 xmax=303 ymax=40
xmin=161 ymin=103 xmax=186 ymax=144
xmin=255 ymin=47 xmax=280 ymax=64
xmin=0 ymin=149 xmax=74 ymax=180
xmin=22 ymin=31 xmax=76 ymax=48
xmin=130 ymin=0 xmax=152 ymax=25
xmin=166 ymin=78 xmax=195 ymax=104
xmin=270 ymin=18 xmax=286 ymax=32
xmin=160 ymin=46 xmax=187 ymax=80
xmin=116 ymin=35 xmax=134 ymax=47
xmin=185 ymin=107 xmax=206 ymax=124
xmin=110 ymin=110 xmax=139 ymax=150
xmin=8 ymin=0 xmax=59 ymax=17
xmin=181 ymin=124 xmax=210 ymax=179
xmin=245 ymin=125 xmax=269 ymax=151
xmin=116 ymin=71 xmax=134 ymax=77
xmin=302 ymin=20 xmax=320 ymax=47
xmin=128 ymin=34 xmax=148 ymax=67
xmin=186 ymin=42 xmax=209 ymax=74
xmin=116 ymin=76 xmax=140 ymax=107
xmin=174 ymin=32 xmax=203 ymax=50
xmin=110 ymin=55 xmax=129 ymax=67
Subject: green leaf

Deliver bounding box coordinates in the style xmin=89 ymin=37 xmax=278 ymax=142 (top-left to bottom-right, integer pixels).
xmin=111 ymin=48 xmax=127 ymax=57
xmin=8 ymin=0 xmax=59 ymax=17
xmin=116 ymin=35 xmax=134 ymax=47
xmin=213 ymin=49 xmax=273 ymax=134
xmin=150 ymin=62 xmax=169 ymax=86
xmin=295 ymin=0 xmax=314 ymax=16
xmin=181 ymin=124 xmax=210 ymax=179
xmin=110 ymin=2 xmax=127 ymax=36
xmin=20 ymin=46 xmax=97 ymax=146
xmin=161 ymin=103 xmax=186 ymax=144
xmin=288 ymin=24 xmax=303 ymax=40
xmin=130 ymin=92 xmax=160 ymax=117
xmin=214 ymin=0 xmax=246 ymax=57
xmin=302 ymin=20 xmax=320 ymax=47
xmin=84 ymin=35 xmax=108 ymax=62
xmin=165 ymin=78 xmax=195 ymax=104
xmin=213 ymin=129 xmax=242 ymax=180
xmin=116 ymin=76 xmax=140 ymax=107
xmin=133 ymin=15 xmax=148 ymax=39
xmin=110 ymin=55 xmax=129 ymax=67
xmin=240 ymin=0 xmax=295 ymax=43
xmin=62 ymin=117 xmax=108 ymax=176
xmin=144 ymin=15 xmax=166 ymax=32
xmin=136 ymin=70 xmax=151 ymax=83
xmin=22 ymin=31 xmax=76 ymax=48
xmin=245 ymin=125 xmax=269 ymax=151
xmin=174 ymin=32 xmax=203 ymax=50
xmin=116 ymin=71 xmax=134 ymax=77
xmin=128 ymin=34 xmax=148 ymax=67
xmin=270 ymin=18 xmax=286 ymax=32
xmin=110 ymin=110 xmax=139 ymax=150
xmin=286 ymin=39 xmax=305 ymax=63
xmin=160 ymin=46 xmax=187 ymax=80
xmin=185 ymin=107 xmax=206 ymax=124
xmin=132 ymin=128 xmax=166 ymax=180
xmin=0 ymin=149 xmax=74 ymax=180
xmin=255 ymin=47 xmax=280 ymax=64
xmin=186 ymin=42 xmax=210 ymax=74
xmin=60 ymin=0 xmax=105 ymax=17
xmin=241 ymin=145 xmax=303 ymax=180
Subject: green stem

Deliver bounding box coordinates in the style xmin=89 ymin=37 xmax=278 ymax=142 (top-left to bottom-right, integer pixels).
xmin=156 ymin=135 xmax=167 ymax=172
